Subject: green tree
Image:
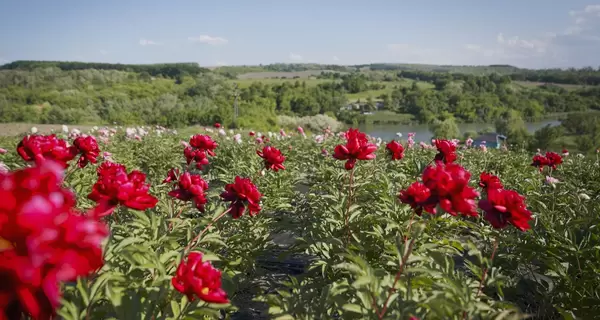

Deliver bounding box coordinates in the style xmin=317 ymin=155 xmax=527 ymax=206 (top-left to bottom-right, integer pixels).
xmin=495 ymin=110 xmax=531 ymax=148
xmin=430 ymin=117 xmax=460 ymax=139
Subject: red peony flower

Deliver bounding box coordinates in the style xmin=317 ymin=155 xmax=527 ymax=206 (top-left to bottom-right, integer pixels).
xmin=333 ymin=128 xmax=377 ymax=170
xmin=545 ymin=152 xmax=563 ymax=170
xmin=0 ymin=161 xmax=108 ymax=320
xmin=17 ymin=134 xmax=77 ymax=168
xmin=479 ymin=172 xmax=503 ymax=190
xmin=189 ymin=135 xmax=218 ymax=157
xmin=257 ymin=146 xmax=286 ymax=172
xmin=88 ymin=164 xmax=158 ymax=215
xmin=249 ymin=131 xmax=255 ymax=136
xmin=167 ymin=172 xmax=210 ymax=212
xmin=220 ymin=176 xmax=262 ymax=219
xmin=72 ymin=135 xmax=101 ymax=168
xmin=172 ymin=251 xmax=229 ymax=304
xmin=163 ymin=168 xmax=180 ymax=184
xmin=433 ymin=139 xmax=457 ymax=164
xmin=478 ymin=188 xmax=532 ymax=231
xmin=386 ymin=140 xmax=405 ymax=161
xmin=398 ymin=182 xmax=433 ymax=215
xmin=421 ymin=163 xmax=480 ymax=216
xmin=97 ymin=161 xmax=126 ymax=177
xmin=184 ymin=146 xmax=210 ymax=170
xmin=214 ymin=123 xmax=221 ymax=129
xmin=531 ymin=154 xmax=550 ymax=171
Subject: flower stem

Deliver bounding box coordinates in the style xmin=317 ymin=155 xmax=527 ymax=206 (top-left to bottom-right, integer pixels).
xmin=63 ymin=165 xmax=78 ymax=182
xmin=404 ymin=211 xmax=416 ymax=241
xmin=476 ymin=237 xmax=499 ymax=297
xmin=345 ymin=167 xmax=355 ymax=245
xmin=183 ymin=208 xmax=231 ymax=253
xmin=378 ymin=238 xmax=415 ymax=319
xmin=168 ymin=207 xmax=185 ymax=231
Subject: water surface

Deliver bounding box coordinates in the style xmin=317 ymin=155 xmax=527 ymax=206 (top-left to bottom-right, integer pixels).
xmin=358 ymin=119 xmax=561 ymax=142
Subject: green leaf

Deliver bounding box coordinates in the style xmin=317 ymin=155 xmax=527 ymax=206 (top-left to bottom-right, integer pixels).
xmin=171 ymin=300 xmax=180 ymax=318
xmin=342 ymin=303 xmax=364 ymax=314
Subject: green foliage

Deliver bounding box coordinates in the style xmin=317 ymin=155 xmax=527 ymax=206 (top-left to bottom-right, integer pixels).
xmin=430 ymin=116 xmax=461 ymax=139
xmin=4 ymin=126 xmax=599 ymax=319
xmin=496 ymin=110 xmax=531 ymax=148
xmin=3 ymin=62 xmax=600 ymax=129
xmin=0 ymin=60 xmax=207 ymax=78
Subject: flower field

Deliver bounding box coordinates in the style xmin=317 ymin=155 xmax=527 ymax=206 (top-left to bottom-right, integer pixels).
xmin=1 ymin=125 xmax=599 ymax=320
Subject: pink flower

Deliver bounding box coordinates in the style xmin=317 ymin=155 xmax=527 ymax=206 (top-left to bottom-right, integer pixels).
xmin=466 ymin=138 xmax=473 ymax=147
xmin=545 ymin=176 xmax=559 ymax=185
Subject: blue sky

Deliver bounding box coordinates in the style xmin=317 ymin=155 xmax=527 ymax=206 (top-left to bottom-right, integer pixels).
xmin=1 ymin=0 xmax=599 ymax=68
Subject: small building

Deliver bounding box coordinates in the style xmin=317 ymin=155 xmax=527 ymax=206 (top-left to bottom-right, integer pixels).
xmin=472 ymin=133 xmax=507 ymax=149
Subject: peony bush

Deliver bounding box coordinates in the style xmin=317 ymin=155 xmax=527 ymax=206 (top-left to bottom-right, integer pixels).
xmin=0 ymin=126 xmax=599 ymax=320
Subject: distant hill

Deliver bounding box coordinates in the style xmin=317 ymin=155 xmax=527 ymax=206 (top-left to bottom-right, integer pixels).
xmin=0 ymin=60 xmax=209 ymax=78
xmin=3 ymin=60 xmax=600 ymax=85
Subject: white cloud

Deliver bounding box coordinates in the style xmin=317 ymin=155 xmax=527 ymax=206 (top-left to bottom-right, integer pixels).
xmin=584 ymin=4 xmax=600 ymax=13
xmin=99 ymin=50 xmax=109 ymax=55
xmin=188 ymin=35 xmax=228 ymax=46
xmin=333 ymin=55 xmax=340 ymax=61
xmin=289 ymin=53 xmax=303 ymax=61
xmin=0 ymin=57 xmax=9 ymax=64
xmin=464 ymin=5 xmax=600 ymax=67
xmin=139 ymin=38 xmax=162 ymax=46
xmin=215 ymin=61 xmax=228 ymax=66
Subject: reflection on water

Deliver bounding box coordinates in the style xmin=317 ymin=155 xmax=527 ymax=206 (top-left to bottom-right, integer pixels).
xmin=358 ymin=119 xmax=561 ymax=142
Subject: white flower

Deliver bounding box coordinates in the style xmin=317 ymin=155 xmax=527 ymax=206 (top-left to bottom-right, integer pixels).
xmin=314 ymin=135 xmax=324 ymax=143
xmin=62 ymin=125 xmax=69 ymax=133
xmin=31 ymin=127 xmax=38 ymax=134
xmin=126 ymin=128 xmax=136 ymax=136
xmin=229 ymin=129 xmax=234 ymax=135
xmin=579 ymin=193 xmax=591 ymax=200
xmin=396 ymin=132 xmax=403 ymax=138
xmin=577 ymin=153 xmax=585 ymax=158
xmin=233 ymin=133 xmax=242 ymax=143
xmin=0 ymin=162 xmax=8 ymax=173
xmin=93 ymin=126 xmax=98 ymax=131
xmin=218 ymin=129 xmax=226 ymax=136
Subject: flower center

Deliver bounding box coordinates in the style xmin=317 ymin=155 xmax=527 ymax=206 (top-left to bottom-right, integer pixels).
xmin=0 ymin=236 xmax=14 ymax=251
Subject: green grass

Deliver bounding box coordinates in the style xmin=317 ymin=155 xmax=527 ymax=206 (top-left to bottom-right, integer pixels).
xmin=228 ymin=78 xmax=330 ymax=88
xmin=228 ymin=77 xmax=434 ymax=102
xmin=347 ymin=80 xmax=434 ymax=102
xmin=514 ymin=81 xmax=592 ymax=91
xmin=236 ymin=70 xmax=339 ymax=80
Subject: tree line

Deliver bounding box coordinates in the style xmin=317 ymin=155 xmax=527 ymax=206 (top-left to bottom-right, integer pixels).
xmin=0 ymin=61 xmax=208 ymax=78
xmin=1 ymin=64 xmax=600 ymax=139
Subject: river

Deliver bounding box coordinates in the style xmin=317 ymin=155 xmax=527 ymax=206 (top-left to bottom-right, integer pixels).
xmin=358 ymin=119 xmax=561 ymax=142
